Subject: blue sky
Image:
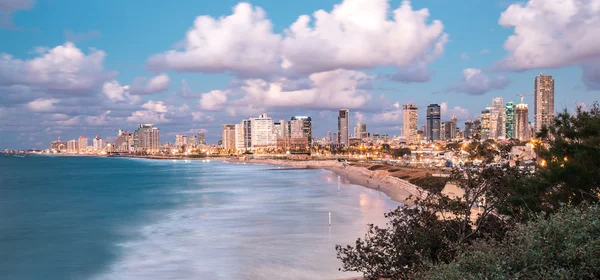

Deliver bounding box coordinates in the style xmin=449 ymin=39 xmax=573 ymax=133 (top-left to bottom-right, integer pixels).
xmin=1 ymin=0 xmax=599 ymax=149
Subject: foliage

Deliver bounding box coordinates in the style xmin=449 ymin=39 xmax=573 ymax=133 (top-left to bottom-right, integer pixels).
xmin=418 ymin=204 xmax=600 ymax=280
xmin=392 ymin=148 xmax=412 ymax=158
xmin=463 ymin=140 xmax=498 ymax=164
xmin=535 ymin=103 xmax=600 ymax=208
xmin=409 ymin=176 xmax=448 ymax=194
xmin=336 ymin=164 xmax=522 ymax=279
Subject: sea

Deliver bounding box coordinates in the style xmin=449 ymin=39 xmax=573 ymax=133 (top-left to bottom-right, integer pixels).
xmin=0 ymin=155 xmax=400 ymax=280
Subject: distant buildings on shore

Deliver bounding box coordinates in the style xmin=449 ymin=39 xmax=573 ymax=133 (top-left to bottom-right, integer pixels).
xmin=48 ymin=74 xmax=555 ymax=155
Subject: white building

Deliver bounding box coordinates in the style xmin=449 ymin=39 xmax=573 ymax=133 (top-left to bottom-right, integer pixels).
xmin=235 ymin=119 xmax=252 ymax=151
xmin=92 ymin=135 xmax=104 ymax=151
xmin=250 ymin=113 xmax=275 ymax=148
xmin=490 ymin=97 xmax=506 ymax=140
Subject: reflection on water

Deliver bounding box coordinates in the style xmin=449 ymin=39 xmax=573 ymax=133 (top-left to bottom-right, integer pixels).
xmin=0 ymin=156 xmax=400 ymax=280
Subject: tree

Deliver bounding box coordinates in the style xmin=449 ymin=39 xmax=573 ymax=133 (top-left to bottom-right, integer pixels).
xmin=392 ymin=148 xmax=411 ymax=158
xmin=336 ymin=164 xmax=524 ymax=279
xmin=534 ymin=103 xmax=600 ymax=208
xmin=418 ymin=204 xmax=600 ymax=280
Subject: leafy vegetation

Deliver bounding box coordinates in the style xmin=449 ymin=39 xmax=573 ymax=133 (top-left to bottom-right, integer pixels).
xmin=336 ymin=104 xmax=600 ymax=280
xmin=409 ymin=176 xmax=448 ymax=194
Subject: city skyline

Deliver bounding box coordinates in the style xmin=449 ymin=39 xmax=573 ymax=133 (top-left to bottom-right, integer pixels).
xmin=1 ymin=0 xmax=599 ymax=149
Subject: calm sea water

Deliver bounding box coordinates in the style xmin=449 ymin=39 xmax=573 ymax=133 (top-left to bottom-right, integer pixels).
xmin=0 ymin=155 xmax=399 ymax=280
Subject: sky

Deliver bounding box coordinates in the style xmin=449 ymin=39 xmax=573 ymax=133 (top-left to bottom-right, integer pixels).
xmin=1 ymin=0 xmax=599 ymax=149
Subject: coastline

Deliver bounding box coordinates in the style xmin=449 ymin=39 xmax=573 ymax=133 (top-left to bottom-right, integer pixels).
xmin=51 ymin=154 xmax=425 ymax=205
xmin=217 ymin=157 xmax=425 ymax=204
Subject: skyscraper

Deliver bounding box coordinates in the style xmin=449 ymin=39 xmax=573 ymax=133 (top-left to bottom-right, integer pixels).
xmin=222 ymin=124 xmax=236 ymax=150
xmin=505 ymin=102 xmax=516 ymax=139
xmin=338 ymin=109 xmax=349 ymax=146
xmin=198 ymin=131 xmax=206 ymax=145
xmin=402 ymin=104 xmax=418 ymax=143
xmin=534 ymin=74 xmax=555 ymax=132
xmin=450 ymin=115 xmax=457 ymax=139
xmin=515 ymin=96 xmax=530 ymax=142
xmin=92 ymin=135 xmax=104 ymax=151
xmin=464 ymin=120 xmax=473 ymax=139
xmin=481 ymin=108 xmax=491 ymax=140
xmin=490 ymin=97 xmax=506 ymax=140
xmin=250 ymin=113 xmax=275 ymax=148
xmin=79 ymin=136 xmax=88 ymax=152
xmin=426 ymin=104 xmax=441 ymax=141
xmin=133 ymin=124 xmax=160 ymax=151
xmin=354 ymin=122 xmax=367 ymax=139
xmin=235 ymin=119 xmax=252 ymax=151
xmin=289 ymin=116 xmax=312 ymax=145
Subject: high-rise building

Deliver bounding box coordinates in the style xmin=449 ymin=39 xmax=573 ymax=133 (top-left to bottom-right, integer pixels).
xmin=505 ymin=102 xmax=516 ymax=139
xmin=92 ymin=135 xmax=104 ymax=151
xmin=333 ymin=132 xmax=338 ymax=144
xmin=354 ymin=122 xmax=367 ymax=139
xmin=222 ymin=124 xmax=236 ymax=150
xmin=133 ymin=124 xmax=160 ymax=151
xmin=188 ymin=135 xmax=197 ymax=148
xmin=175 ymin=135 xmax=187 ymax=148
xmin=67 ymin=139 xmax=79 ymax=153
xmin=235 ymin=119 xmax=252 ymax=151
xmin=198 ymin=131 xmax=206 ymax=145
xmin=490 ymin=97 xmax=506 ymax=140
xmin=450 ymin=115 xmax=457 ymax=139
xmin=426 ymin=104 xmax=441 ymax=141
xmin=473 ymin=118 xmax=482 ymax=137
xmin=481 ymin=108 xmax=491 ymax=140
xmin=515 ymin=96 xmax=530 ymax=141
xmin=464 ymin=120 xmax=473 ymax=139
xmin=250 ymin=113 xmax=275 ymax=148
xmin=281 ymin=119 xmax=289 ymax=138
xmin=79 ymin=136 xmax=88 ymax=152
xmin=273 ymin=121 xmax=283 ymax=139
xmin=290 ymin=116 xmax=312 ymax=145
xmin=338 ymin=109 xmax=349 ymax=146
xmin=327 ymin=131 xmax=332 ymax=143
xmin=534 ymin=74 xmax=555 ymax=132
xmin=403 ymin=104 xmax=419 ymax=143
xmin=114 ymin=131 xmax=133 ymax=152
xmin=443 ymin=121 xmax=454 ymax=140
xmin=51 ymin=137 xmax=67 ymax=152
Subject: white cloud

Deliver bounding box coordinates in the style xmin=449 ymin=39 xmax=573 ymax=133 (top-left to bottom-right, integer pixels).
xmin=126 ymin=110 xmax=169 ymax=124
xmin=233 ymin=69 xmax=372 ymax=110
xmin=86 ymin=110 xmax=112 ymax=126
xmin=448 ymin=68 xmax=510 ymax=95
xmin=199 ymin=90 xmax=228 ymax=111
xmin=141 ymin=101 xmax=168 ymax=113
xmin=440 ymin=102 xmax=470 ymax=121
xmin=102 ymin=80 xmax=141 ymax=104
xmin=146 ymin=0 xmax=447 ymax=80
xmin=130 ymin=73 xmax=170 ymax=95
xmin=146 ymin=3 xmax=282 ymax=76
xmin=0 ymin=42 xmax=114 ymax=93
xmin=498 ymin=0 xmax=600 ymax=88
xmin=26 ymin=98 xmax=59 ymax=112
xmin=282 ymin=0 xmax=447 ymax=75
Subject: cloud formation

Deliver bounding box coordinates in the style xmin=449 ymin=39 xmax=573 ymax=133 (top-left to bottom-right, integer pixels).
xmin=448 ymin=68 xmax=510 ymax=95
xmin=147 ymin=0 xmax=447 ymax=80
xmin=0 ymin=42 xmax=114 ymax=93
xmin=498 ymin=0 xmax=600 ymax=88
xmin=129 ymin=73 xmax=170 ymax=95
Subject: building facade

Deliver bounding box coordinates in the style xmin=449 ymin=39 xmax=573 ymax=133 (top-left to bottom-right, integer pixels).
xmin=490 ymin=97 xmax=506 ymax=140
xmin=426 ymin=104 xmax=441 ymax=142
xmin=403 ymin=104 xmax=418 ymax=143
xmin=354 ymin=122 xmax=367 ymax=139
xmin=133 ymin=124 xmax=160 ymax=151
xmin=289 ymin=116 xmax=312 ymax=145
xmin=505 ymin=102 xmax=516 ymax=139
xmin=235 ymin=119 xmax=252 ymax=151
xmin=92 ymin=135 xmax=104 ymax=151
xmin=250 ymin=113 xmax=275 ymax=148
xmin=78 ymin=136 xmax=88 ymax=152
xmin=534 ymin=74 xmax=555 ymax=132
xmin=338 ymin=109 xmax=349 ymax=146
xmin=464 ymin=120 xmax=473 ymax=139
xmin=515 ymin=97 xmax=530 ymax=142
xmin=481 ymin=108 xmax=491 ymax=140
xmin=222 ymin=124 xmax=236 ymax=151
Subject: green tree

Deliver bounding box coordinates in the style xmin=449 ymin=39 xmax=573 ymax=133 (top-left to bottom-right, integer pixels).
xmin=418 ymin=204 xmax=600 ymax=280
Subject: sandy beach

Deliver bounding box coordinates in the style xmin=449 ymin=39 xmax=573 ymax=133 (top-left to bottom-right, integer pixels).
xmin=220 ymin=157 xmax=427 ymax=204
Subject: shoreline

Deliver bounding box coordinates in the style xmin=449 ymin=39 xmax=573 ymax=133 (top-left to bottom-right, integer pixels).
xmin=42 ymin=154 xmax=425 ymax=205
xmin=216 ymin=157 xmax=424 ymax=204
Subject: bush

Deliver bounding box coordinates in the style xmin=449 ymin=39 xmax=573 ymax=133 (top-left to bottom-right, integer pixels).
xmin=419 ymin=204 xmax=600 ymax=279
xmin=409 ymin=176 xmax=448 ymax=194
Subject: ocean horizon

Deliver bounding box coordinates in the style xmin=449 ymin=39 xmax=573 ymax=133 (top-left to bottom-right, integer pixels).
xmin=0 ymin=155 xmax=399 ymax=280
